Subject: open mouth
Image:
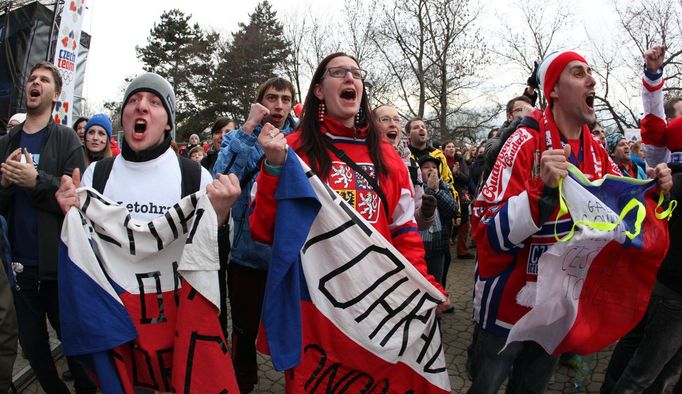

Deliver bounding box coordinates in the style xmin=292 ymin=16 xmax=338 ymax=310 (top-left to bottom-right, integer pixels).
xmin=29 ymin=89 xmax=40 ymax=97
xmin=134 ymin=120 xmax=147 ymax=133
xmin=340 ymin=89 xmax=356 ymax=100
xmin=586 ymin=94 xmax=595 ymax=109
xmin=387 ymin=131 xmax=397 ymax=141
xmin=270 ymin=114 xmax=283 ymax=123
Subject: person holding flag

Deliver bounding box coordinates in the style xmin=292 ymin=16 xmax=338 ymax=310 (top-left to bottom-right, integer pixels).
xmin=249 ymin=52 xmax=451 ymax=392
xmin=468 ymin=50 xmax=672 ymax=394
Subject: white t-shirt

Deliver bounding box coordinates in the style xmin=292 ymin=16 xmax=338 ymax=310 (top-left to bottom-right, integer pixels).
xmin=81 ymin=148 xmax=212 ymax=221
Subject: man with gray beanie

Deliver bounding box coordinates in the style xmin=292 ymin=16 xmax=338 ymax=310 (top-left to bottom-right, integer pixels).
xmin=56 ymin=72 xmax=242 ymax=391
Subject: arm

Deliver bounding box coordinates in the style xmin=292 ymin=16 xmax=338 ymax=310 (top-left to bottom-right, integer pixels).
xmin=248 ymin=123 xmax=288 ymax=244
xmin=248 ymin=165 xmax=281 ymax=244
xmin=389 ymin=165 xmax=447 ymax=296
xmin=425 ymin=181 xmax=458 ymax=219
xmin=472 ymin=129 xmax=544 ymax=278
xmin=33 ymin=138 xmax=85 ymax=216
xmin=641 ymin=45 xmax=669 ymax=167
xmin=211 ymin=129 xmax=261 ymax=180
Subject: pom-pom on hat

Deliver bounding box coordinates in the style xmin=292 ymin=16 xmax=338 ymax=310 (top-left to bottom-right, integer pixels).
xmin=537 ymin=50 xmax=588 ymax=106
xmin=84 ymin=114 xmax=113 ymax=140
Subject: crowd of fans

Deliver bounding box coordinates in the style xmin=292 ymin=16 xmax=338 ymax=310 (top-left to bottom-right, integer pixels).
xmin=0 ymin=43 xmax=680 ymax=394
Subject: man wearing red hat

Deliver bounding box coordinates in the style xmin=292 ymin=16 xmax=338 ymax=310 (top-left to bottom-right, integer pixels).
xmin=468 ymin=50 xmax=673 ymax=394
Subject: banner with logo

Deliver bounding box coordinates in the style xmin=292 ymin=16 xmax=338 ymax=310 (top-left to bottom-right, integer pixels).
xmin=261 ymin=149 xmax=451 ymax=393
xmin=52 ymin=0 xmax=86 ymax=126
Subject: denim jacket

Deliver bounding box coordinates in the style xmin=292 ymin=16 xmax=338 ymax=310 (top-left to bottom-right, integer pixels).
xmin=212 ymin=118 xmax=295 ymax=269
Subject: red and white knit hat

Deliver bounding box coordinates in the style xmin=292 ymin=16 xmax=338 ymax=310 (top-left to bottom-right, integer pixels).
xmin=537 ymin=50 xmax=588 ymax=106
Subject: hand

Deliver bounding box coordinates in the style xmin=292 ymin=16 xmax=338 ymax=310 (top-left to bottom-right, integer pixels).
xmin=426 ymin=172 xmax=439 ymax=191
xmin=420 ymin=194 xmax=437 ymax=218
xmin=455 ymin=217 xmax=461 ymax=227
xmin=56 ymin=168 xmax=81 ymax=214
xmin=0 ymin=149 xmax=21 ymax=188
xmin=540 ymin=145 xmax=570 ymax=188
xmin=653 ymin=163 xmax=672 ymax=194
xmin=645 ymin=45 xmax=665 ymax=73
xmin=258 ymin=123 xmax=288 ymax=167
xmin=243 ymin=103 xmax=270 ymax=134
xmin=1 ymin=148 xmax=39 ymax=188
xmin=436 ymin=297 xmax=452 ymax=314
xmin=207 ymin=173 xmax=241 ymax=225
xmin=527 ymin=60 xmax=540 ymax=89
xmin=463 ymin=191 xmax=471 ymax=204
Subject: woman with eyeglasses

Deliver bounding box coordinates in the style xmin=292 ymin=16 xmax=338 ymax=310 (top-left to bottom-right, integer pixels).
xmin=249 ymin=50 xmax=451 ymax=390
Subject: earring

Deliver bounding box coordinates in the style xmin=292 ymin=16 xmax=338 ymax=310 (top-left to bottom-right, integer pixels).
xmin=318 ymin=102 xmax=325 ymax=123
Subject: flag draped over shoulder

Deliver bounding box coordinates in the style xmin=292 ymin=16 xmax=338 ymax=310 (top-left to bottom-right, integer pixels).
xmin=262 ymin=149 xmax=451 ymax=393
xmin=59 ymin=188 xmax=238 ymax=393
xmin=506 ymin=164 xmax=671 ymax=355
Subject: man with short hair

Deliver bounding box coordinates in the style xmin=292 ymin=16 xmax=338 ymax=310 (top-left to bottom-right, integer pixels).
xmin=212 ymin=76 xmax=296 ymax=393
xmin=469 ymin=50 xmax=672 ymax=394
xmin=406 ymin=118 xmax=455 ymax=191
xmin=373 ymin=104 xmax=436 ymax=231
xmin=505 ymin=96 xmax=534 ymax=124
xmin=591 ymin=121 xmax=607 ymax=149
xmin=606 ymin=132 xmax=647 ymax=179
xmin=202 ymin=117 xmax=234 ymax=171
xmin=665 ymin=97 xmax=682 ymax=120
xmin=0 ymin=61 xmax=94 ymax=392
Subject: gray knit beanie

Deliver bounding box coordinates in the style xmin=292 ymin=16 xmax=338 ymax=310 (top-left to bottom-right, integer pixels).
xmin=121 ymin=72 xmax=176 ymax=133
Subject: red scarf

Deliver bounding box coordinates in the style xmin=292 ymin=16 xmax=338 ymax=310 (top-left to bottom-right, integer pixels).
xmin=319 ymin=116 xmax=369 ymax=140
xmin=537 ymin=107 xmax=604 ymax=180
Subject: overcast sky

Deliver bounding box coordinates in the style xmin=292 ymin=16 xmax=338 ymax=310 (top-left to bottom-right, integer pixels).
xmin=81 ymin=0 xmax=341 ymax=110
xmin=80 ymin=0 xmax=620 ymax=114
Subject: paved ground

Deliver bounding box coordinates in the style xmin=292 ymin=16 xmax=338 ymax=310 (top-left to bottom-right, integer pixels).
xmin=14 ymin=249 xmax=657 ymax=393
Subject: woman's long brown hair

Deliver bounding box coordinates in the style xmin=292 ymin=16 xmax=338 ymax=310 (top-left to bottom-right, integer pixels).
xmin=297 ymin=52 xmax=385 ymax=180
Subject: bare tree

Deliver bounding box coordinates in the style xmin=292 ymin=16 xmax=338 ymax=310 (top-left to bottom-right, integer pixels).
xmin=281 ymin=14 xmax=307 ymax=103
xmin=423 ymin=0 xmax=487 ymax=136
xmin=374 ymin=0 xmax=432 ymax=118
xmin=494 ymin=0 xmax=574 ymax=108
xmin=615 ymin=0 xmax=682 ymax=91
xmin=374 ymin=0 xmax=488 ymax=137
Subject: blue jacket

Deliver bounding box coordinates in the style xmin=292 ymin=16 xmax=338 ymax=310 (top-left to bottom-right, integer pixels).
xmin=212 ymin=118 xmax=295 ymax=270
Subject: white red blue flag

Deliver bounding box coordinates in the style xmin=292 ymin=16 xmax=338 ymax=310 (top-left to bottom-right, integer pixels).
xmin=59 ymin=189 xmax=238 ymax=393
xmin=506 ymin=165 xmax=671 ymax=355
xmin=261 ymin=149 xmax=451 ymax=393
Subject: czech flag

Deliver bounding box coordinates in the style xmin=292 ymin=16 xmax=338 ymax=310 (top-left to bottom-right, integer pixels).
xmin=261 ymin=150 xmax=451 ymax=393
xmin=506 ymin=164 xmax=672 ymax=355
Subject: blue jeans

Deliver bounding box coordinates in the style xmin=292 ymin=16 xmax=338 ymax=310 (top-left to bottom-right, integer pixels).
xmin=14 ymin=267 xmax=96 ymax=393
xmin=602 ymin=294 xmax=682 ymax=394
xmin=467 ymin=324 xmax=558 ymax=394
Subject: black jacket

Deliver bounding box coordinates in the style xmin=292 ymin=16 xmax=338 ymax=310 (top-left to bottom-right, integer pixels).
xmin=656 ymin=171 xmax=682 ymax=298
xmin=0 ymin=118 xmax=85 ymax=280
xmin=201 ymin=146 xmax=219 ymax=173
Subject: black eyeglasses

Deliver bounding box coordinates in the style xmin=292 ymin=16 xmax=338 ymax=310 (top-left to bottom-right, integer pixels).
xmin=325 ymin=66 xmax=368 ymax=80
